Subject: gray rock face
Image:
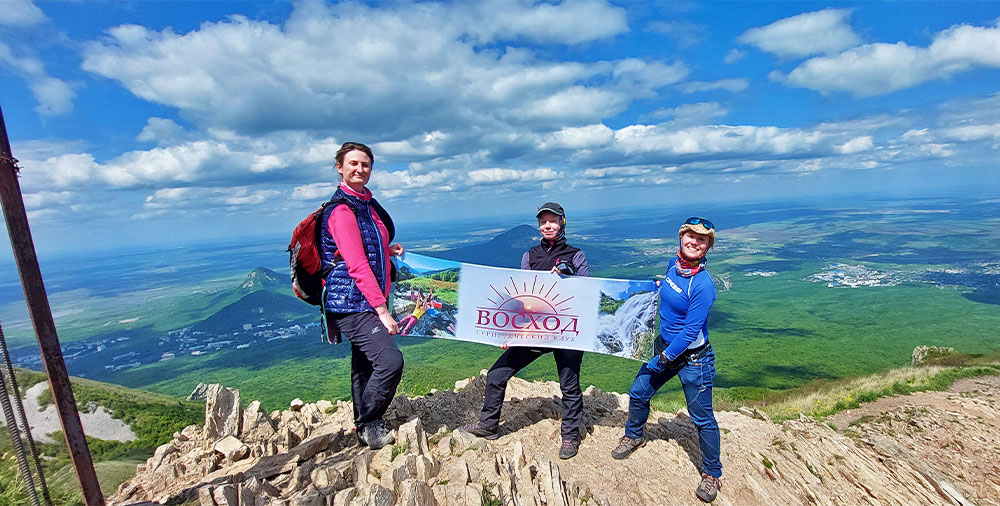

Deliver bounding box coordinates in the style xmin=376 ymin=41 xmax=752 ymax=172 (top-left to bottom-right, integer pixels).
xmin=212 ymin=484 xmax=238 ymax=506
xmin=204 ymin=384 xmax=241 ymax=440
xmin=243 ymin=400 xmax=278 ymax=441
xmin=188 ymin=382 xmax=211 ymax=401
xmin=358 ymin=484 xmax=395 ymax=506
xmin=146 ymin=442 xmax=176 ymax=472
xmin=397 ymin=479 xmax=435 ymax=506
xmin=395 ymin=418 xmax=429 ymax=456
xmin=213 ymin=435 xmax=249 ymax=461
xmin=381 ymin=454 xmax=416 ymax=494
xmin=332 ymin=487 xmax=357 ymax=506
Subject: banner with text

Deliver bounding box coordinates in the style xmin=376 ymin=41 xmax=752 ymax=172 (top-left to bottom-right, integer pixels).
xmin=391 ymin=253 xmax=658 ymax=361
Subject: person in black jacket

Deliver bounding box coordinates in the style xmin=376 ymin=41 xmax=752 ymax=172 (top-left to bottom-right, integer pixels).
xmin=462 ymin=202 xmax=590 ymax=459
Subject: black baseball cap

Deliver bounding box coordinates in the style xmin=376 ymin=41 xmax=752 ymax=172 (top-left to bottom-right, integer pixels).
xmin=536 ymin=202 xmax=565 ymax=217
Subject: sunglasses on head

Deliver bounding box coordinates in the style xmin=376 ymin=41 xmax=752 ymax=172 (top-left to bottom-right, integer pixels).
xmin=685 ymin=216 xmax=714 ymax=230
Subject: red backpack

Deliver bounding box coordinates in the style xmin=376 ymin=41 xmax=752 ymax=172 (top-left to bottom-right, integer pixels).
xmin=288 ymin=198 xmax=341 ymax=305
xmin=288 ymin=196 xmax=396 ymax=306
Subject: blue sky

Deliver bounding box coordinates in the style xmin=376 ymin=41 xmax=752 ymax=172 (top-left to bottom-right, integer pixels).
xmin=1 ymin=0 xmax=999 ymax=256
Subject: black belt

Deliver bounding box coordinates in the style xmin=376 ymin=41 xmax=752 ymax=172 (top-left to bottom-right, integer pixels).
xmin=682 ymin=341 xmax=710 ymax=359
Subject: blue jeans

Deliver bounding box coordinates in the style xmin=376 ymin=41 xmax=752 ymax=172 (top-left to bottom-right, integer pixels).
xmin=625 ymin=345 xmax=721 ymax=478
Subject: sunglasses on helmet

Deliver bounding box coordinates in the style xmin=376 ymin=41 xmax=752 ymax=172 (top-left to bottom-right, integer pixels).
xmin=685 ymin=216 xmax=714 ymax=230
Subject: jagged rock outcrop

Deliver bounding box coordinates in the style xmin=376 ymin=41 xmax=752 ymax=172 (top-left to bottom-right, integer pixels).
xmin=188 ymin=382 xmax=212 ymax=401
xmin=204 ymin=384 xmax=242 ymax=440
xmin=111 ymin=374 xmax=1000 ymax=505
xmin=911 ymin=345 xmax=957 ymax=365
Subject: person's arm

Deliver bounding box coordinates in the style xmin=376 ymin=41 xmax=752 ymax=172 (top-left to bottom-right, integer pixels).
xmin=328 ymin=205 xmax=387 ymax=309
xmin=662 ymin=277 xmax=716 ymax=360
xmin=572 ymin=250 xmax=590 ymax=277
xmin=521 ymin=251 xmax=530 ymax=270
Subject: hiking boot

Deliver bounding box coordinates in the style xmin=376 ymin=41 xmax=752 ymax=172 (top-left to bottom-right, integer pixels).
xmin=610 ymin=435 xmax=645 ymax=459
xmin=460 ymin=421 xmax=500 ymax=440
xmin=360 ymin=420 xmax=395 ymax=450
xmin=558 ymin=439 xmax=579 ymax=460
xmin=695 ymin=473 xmax=721 ymax=503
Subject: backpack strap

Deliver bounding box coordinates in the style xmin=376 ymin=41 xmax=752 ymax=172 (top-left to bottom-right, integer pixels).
xmin=315 ymin=197 xmax=347 ymax=272
xmin=368 ymin=198 xmax=397 ymax=281
xmin=319 ymin=195 xmax=398 ymax=282
xmin=369 ymin=198 xmax=395 ymax=242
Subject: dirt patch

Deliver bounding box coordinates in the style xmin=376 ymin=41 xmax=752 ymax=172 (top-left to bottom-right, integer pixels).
xmin=1 ymin=381 xmax=136 ymax=443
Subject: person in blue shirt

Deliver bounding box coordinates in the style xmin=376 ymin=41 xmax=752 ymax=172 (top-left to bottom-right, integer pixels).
xmin=610 ymin=217 xmax=723 ymax=503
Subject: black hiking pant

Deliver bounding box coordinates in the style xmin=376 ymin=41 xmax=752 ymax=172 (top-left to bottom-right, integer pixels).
xmin=479 ymin=347 xmax=584 ymax=441
xmin=331 ymin=311 xmax=404 ymax=427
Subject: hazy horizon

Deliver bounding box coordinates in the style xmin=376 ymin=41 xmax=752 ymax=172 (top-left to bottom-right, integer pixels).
xmin=1 ymin=187 xmax=994 ymax=263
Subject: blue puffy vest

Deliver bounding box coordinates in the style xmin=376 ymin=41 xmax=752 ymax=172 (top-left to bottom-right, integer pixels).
xmin=319 ymin=187 xmax=395 ymax=314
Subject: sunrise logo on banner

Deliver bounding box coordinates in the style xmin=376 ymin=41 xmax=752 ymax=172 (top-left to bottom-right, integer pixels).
xmin=390 ymin=253 xmax=659 ymax=361
xmin=458 ymin=264 xmax=600 ymax=349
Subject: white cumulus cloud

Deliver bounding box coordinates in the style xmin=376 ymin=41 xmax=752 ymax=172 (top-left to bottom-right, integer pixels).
xmin=737 ymin=8 xmax=860 ymax=58
xmin=837 ymin=136 xmax=873 ymax=154
xmin=614 ymin=124 xmax=826 ymax=156
xmin=943 ymin=123 xmax=1000 ymax=143
xmin=32 ymin=153 xmax=99 ymax=187
xmin=137 ymin=118 xmax=187 ymax=145
xmin=78 ymin=0 xmax=665 ymax=145
xmin=0 ymin=0 xmax=46 ymax=26
xmin=541 ymin=124 xmax=615 ymax=150
xmin=776 ymin=20 xmax=1000 ymax=96
xmin=583 ymin=166 xmax=652 ymax=178
xmin=22 ymin=191 xmax=73 ymax=210
xmin=291 ymin=183 xmax=340 ymax=201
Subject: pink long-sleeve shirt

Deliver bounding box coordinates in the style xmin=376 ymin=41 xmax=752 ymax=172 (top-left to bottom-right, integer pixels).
xmin=327 ymin=183 xmax=392 ymax=309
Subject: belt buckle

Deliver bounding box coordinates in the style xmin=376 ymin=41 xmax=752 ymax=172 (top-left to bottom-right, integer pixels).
xmin=691 ymin=343 xmax=708 ymax=358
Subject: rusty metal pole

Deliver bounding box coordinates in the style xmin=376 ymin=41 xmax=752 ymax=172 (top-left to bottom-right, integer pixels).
xmin=0 ymin=106 xmax=105 ymax=505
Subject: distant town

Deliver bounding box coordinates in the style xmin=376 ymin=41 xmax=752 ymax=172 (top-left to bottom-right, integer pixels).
xmin=808 ymin=261 xmax=1000 ymax=292
xmin=808 ymin=263 xmax=907 ymax=288
xmin=11 ymin=319 xmax=321 ymax=376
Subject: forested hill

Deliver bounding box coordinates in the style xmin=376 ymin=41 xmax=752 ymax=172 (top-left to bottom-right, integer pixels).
xmin=422 ymin=224 xmax=537 ymax=268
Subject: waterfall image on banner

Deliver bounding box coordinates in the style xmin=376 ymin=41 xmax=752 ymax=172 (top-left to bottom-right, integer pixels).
xmin=595 ymin=281 xmax=658 ymax=360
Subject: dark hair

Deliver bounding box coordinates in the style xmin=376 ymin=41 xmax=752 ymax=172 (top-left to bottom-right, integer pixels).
xmin=335 ymin=142 xmax=374 ymax=168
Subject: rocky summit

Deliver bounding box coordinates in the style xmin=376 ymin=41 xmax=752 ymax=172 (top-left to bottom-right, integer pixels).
xmin=111 ymin=374 xmax=1000 ymax=505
